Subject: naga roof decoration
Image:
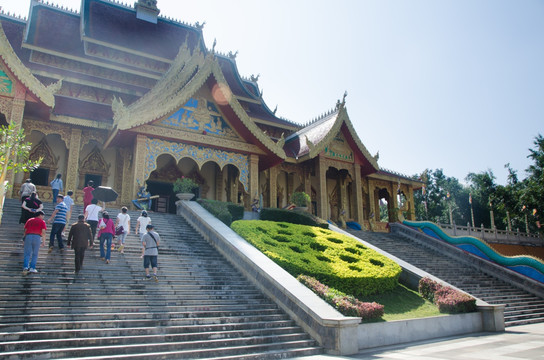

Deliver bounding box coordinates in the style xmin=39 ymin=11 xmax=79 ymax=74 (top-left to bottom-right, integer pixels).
xmin=111 ymin=41 xmax=286 ymax=159
xmin=0 ymin=21 xmax=56 ymax=108
xmin=284 ymin=102 xmax=379 ymax=170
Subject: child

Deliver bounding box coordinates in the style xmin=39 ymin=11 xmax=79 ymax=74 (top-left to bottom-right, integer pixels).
xmin=115 ymin=207 xmax=131 ymax=254
xmin=135 ymin=210 xmax=151 ymax=240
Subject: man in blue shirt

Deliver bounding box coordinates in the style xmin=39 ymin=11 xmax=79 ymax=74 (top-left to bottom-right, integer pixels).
xmin=47 ymin=194 xmax=68 ymax=252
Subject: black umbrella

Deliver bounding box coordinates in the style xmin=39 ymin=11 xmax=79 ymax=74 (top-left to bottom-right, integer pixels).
xmin=92 ymin=186 xmax=118 ymax=202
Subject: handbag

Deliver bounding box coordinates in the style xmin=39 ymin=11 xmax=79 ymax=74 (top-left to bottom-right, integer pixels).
xmin=115 ymin=225 xmax=124 ymax=236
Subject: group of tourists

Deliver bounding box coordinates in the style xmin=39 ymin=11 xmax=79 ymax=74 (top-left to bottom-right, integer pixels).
xmin=19 ymin=178 xmax=161 ymax=280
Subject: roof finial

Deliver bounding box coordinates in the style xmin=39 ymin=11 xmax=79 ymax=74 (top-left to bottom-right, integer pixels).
xmin=194 ymin=21 xmax=206 ymax=30
xmin=250 ymin=74 xmax=260 ymax=82
xmin=228 ymin=50 xmax=238 ymax=60
xmin=211 ymin=38 xmax=217 ymax=53
xmin=273 ymin=105 xmax=277 ymax=115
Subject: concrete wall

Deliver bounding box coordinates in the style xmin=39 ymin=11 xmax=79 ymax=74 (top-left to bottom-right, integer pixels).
xmin=178 ymin=201 xmax=505 ymax=354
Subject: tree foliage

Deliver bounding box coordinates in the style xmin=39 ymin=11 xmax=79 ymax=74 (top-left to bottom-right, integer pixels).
xmin=0 ymin=122 xmax=41 ymax=187
xmin=413 ymin=134 xmax=543 ymax=233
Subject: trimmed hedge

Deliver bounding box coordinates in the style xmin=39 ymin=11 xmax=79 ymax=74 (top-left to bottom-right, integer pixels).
xmin=298 ymin=275 xmax=384 ymax=321
xmin=260 ymin=208 xmax=328 ymax=229
xmin=231 ymin=220 xmax=401 ymax=296
xmin=198 ymin=199 xmax=243 ymax=226
xmin=418 ymin=277 xmax=477 ymax=314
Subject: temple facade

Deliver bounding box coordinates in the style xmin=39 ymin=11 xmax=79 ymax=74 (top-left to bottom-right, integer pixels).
xmin=0 ymin=0 xmax=420 ymax=230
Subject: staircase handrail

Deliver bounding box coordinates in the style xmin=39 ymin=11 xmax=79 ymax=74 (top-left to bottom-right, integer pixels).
xmin=402 ymin=220 xmax=544 ymax=284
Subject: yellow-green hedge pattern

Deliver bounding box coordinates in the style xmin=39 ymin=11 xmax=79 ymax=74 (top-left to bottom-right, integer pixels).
xmin=231 ymin=220 xmax=401 ymax=296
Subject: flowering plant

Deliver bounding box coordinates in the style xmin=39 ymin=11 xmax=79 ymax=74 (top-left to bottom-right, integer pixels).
xmin=173 ymin=176 xmax=197 ymax=193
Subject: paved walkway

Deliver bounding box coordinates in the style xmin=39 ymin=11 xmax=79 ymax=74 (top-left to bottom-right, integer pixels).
xmin=297 ymin=323 xmax=544 ymax=359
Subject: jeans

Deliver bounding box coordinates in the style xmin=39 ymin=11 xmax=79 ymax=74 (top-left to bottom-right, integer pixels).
xmin=52 ymin=188 xmax=59 ymax=203
xmin=99 ymin=233 xmax=113 ymax=260
xmin=23 ymin=234 xmax=41 ymax=269
xmin=49 ymin=222 xmax=65 ymax=249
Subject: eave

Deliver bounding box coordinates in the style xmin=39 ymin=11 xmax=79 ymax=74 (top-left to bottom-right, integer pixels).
xmin=0 ymin=22 xmax=55 ymax=108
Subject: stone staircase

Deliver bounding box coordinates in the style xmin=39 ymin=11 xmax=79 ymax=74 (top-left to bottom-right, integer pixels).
xmin=0 ymin=198 xmax=322 ymax=359
xmin=347 ymin=229 xmax=544 ymax=327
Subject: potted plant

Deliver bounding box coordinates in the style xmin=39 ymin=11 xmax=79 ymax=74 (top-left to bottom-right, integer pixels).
xmin=173 ymin=176 xmax=198 ymax=201
xmin=291 ymin=191 xmax=310 ymax=211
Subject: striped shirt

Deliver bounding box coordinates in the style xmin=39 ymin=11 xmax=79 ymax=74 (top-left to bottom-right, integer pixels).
xmin=53 ymin=202 xmax=68 ymax=224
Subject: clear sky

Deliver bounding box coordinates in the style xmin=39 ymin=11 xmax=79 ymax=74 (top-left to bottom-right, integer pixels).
xmin=2 ymin=0 xmax=543 ymax=185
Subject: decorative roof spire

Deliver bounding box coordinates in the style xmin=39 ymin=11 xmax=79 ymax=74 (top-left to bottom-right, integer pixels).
xmin=135 ymin=0 xmax=159 ymax=24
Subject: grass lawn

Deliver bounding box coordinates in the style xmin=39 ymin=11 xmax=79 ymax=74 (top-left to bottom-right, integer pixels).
xmin=358 ymin=283 xmax=442 ymax=322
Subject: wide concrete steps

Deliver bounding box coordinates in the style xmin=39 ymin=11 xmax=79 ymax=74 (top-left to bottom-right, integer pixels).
xmin=348 ymin=229 xmax=544 ymax=327
xmin=0 ymin=199 xmax=322 ymax=359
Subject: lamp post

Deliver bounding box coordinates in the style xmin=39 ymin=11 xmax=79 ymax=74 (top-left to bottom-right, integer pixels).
xmin=469 ymin=193 xmax=475 ymax=228
xmin=489 ymin=201 xmax=495 ymax=230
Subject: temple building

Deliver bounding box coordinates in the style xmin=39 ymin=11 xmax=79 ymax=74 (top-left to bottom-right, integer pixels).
xmin=0 ymin=0 xmax=420 ymax=231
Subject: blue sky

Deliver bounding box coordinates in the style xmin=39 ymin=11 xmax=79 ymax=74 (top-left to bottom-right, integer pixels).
xmin=3 ymin=0 xmax=543 ymax=185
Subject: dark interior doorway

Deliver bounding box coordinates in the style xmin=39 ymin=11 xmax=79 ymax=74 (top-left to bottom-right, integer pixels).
xmin=146 ymin=181 xmax=175 ymax=214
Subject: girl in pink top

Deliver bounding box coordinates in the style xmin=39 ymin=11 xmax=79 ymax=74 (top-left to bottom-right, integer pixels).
xmin=98 ymin=211 xmax=115 ymax=263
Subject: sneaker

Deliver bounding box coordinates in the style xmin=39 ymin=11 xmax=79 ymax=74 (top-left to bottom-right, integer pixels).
xmin=59 ymin=248 xmax=64 ymax=253
xmin=145 ymin=274 xmax=151 ymax=280
xmin=118 ymin=245 xmax=124 ymax=252
xmin=48 ymin=247 xmax=53 ymax=253
xmin=105 ymin=260 xmax=110 ymax=264
xmin=22 ymin=268 xmax=28 ymax=276
xmin=153 ymin=274 xmax=158 ymax=282
xmin=29 ymin=268 xmax=38 ymax=273
xmin=100 ymin=257 xmax=105 ymax=261
xmin=111 ymin=244 xmax=115 ymax=250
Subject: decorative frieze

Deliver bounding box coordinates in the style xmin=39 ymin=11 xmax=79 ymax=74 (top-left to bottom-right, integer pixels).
xmin=143 ymin=137 xmax=249 ymax=192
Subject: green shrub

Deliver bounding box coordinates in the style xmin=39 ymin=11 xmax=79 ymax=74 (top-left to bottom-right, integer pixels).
xmin=291 ymin=191 xmax=310 ymax=207
xmin=231 ymin=220 xmax=401 ymax=296
xmin=260 ymin=208 xmax=328 ymax=229
xmin=198 ymin=199 xmax=243 ymax=226
xmin=227 ymin=203 xmax=244 ymax=221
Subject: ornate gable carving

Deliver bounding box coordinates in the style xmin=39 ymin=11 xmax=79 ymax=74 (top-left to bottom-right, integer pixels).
xmin=30 ymin=139 xmax=58 ymax=171
xmin=158 ymin=97 xmax=240 ymax=140
xmin=324 ymin=132 xmax=354 ymax=163
xmin=79 ymin=147 xmax=110 ymax=185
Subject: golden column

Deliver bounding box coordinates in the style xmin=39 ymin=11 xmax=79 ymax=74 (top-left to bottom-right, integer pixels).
xmin=132 ymin=134 xmax=148 ymax=205
xmin=268 ymin=166 xmax=277 ymax=208
xmin=316 ymin=156 xmax=328 ymax=219
xmin=407 ymin=186 xmax=415 ymax=220
xmin=353 ymin=164 xmax=364 ymax=224
xmin=5 ymin=98 xmax=25 ymax=198
xmin=65 ymin=128 xmax=82 ymax=193
xmin=249 ymin=154 xmax=259 ymax=205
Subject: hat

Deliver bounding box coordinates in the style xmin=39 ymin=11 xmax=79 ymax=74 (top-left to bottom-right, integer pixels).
xmin=146 ymin=224 xmax=154 ymax=230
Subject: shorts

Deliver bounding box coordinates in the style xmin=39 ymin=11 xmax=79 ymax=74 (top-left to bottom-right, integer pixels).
xmin=143 ymin=255 xmax=158 ymax=269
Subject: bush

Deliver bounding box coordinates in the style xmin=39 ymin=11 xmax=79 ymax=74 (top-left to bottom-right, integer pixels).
xmin=291 ymin=191 xmax=310 ymax=207
xmin=226 ymin=203 xmax=244 ymax=221
xmin=260 ymin=208 xmax=328 ymax=229
xmin=298 ymin=275 xmax=384 ymax=321
xmin=198 ymin=199 xmax=243 ymax=226
xmin=231 ymin=220 xmax=401 ymax=296
xmin=418 ymin=277 xmax=477 ymax=314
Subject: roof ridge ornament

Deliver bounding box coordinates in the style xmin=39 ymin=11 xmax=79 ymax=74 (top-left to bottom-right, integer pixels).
xmin=228 ymin=50 xmax=238 ymax=60
xmin=135 ymin=0 xmax=159 ymax=24
xmin=194 ymin=21 xmax=206 ymax=30
xmin=250 ymin=74 xmax=260 ymax=83
xmin=336 ymin=90 xmax=348 ymax=110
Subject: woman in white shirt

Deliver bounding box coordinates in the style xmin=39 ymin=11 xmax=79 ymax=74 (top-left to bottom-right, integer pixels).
xmin=115 ymin=206 xmax=131 ymax=254
xmin=135 ymin=210 xmax=151 ymax=240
